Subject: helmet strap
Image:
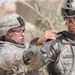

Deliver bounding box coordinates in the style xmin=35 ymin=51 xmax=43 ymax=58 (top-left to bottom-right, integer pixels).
xmin=9 ymin=32 xmax=15 ymax=43
xmin=8 ymin=30 xmax=17 ymax=44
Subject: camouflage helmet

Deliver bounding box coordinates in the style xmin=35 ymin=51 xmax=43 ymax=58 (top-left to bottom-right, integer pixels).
xmin=61 ymin=0 xmax=75 ymax=19
xmin=0 ymin=14 xmax=25 ymax=37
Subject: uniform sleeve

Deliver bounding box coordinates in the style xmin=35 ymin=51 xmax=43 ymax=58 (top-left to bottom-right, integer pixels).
xmin=23 ymin=45 xmax=43 ymax=64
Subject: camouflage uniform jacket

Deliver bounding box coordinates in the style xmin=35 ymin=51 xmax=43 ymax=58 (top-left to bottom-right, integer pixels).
xmin=0 ymin=36 xmax=28 ymax=75
xmin=47 ymin=31 xmax=75 ymax=75
xmin=0 ymin=36 xmax=43 ymax=75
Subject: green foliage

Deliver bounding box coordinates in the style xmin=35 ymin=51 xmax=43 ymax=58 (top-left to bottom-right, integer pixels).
xmin=26 ymin=0 xmax=67 ymax=42
xmin=51 ymin=15 xmax=67 ymax=31
xmin=36 ymin=15 xmax=66 ymax=32
xmin=31 ymin=28 xmax=44 ymax=37
xmin=35 ymin=0 xmax=67 ymax=31
xmin=36 ymin=16 xmax=50 ymax=31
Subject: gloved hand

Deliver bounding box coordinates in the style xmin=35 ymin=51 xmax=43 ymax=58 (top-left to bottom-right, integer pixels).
xmin=23 ymin=45 xmax=43 ymax=64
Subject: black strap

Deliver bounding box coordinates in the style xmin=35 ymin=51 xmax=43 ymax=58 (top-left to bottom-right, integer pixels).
xmin=17 ymin=16 xmax=25 ymax=26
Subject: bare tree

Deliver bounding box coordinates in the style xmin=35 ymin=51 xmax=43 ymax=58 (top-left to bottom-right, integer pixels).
xmin=57 ymin=0 xmax=65 ymax=15
xmin=18 ymin=0 xmax=54 ymax=29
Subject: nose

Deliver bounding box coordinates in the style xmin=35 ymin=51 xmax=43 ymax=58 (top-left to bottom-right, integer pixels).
xmin=21 ymin=32 xmax=25 ymax=36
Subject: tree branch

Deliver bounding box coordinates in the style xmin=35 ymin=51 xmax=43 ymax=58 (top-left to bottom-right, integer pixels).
xmin=18 ymin=1 xmax=54 ymax=29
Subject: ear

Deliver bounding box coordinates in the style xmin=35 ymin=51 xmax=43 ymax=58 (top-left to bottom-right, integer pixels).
xmin=5 ymin=32 xmax=11 ymax=40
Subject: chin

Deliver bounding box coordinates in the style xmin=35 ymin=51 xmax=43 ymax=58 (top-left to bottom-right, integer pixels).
xmin=19 ymin=42 xmax=24 ymax=44
xmin=69 ymin=30 xmax=75 ymax=35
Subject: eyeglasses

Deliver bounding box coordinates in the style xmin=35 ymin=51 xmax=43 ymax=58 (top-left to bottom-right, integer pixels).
xmin=11 ymin=29 xmax=25 ymax=33
xmin=66 ymin=18 xmax=75 ymax=24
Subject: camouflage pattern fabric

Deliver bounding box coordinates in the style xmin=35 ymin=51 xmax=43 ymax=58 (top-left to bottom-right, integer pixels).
xmin=47 ymin=31 xmax=75 ymax=75
xmin=0 ymin=36 xmax=44 ymax=75
xmin=0 ymin=14 xmax=25 ymax=37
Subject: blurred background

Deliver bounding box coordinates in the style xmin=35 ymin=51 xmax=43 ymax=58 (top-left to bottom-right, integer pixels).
xmin=0 ymin=0 xmax=69 ymax=43
xmin=0 ymin=0 xmax=73 ymax=75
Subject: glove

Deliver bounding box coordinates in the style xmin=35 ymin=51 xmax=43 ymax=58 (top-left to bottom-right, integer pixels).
xmin=23 ymin=45 xmax=43 ymax=64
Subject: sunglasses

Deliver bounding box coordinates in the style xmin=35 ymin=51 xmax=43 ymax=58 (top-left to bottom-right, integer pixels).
xmin=66 ymin=18 xmax=75 ymax=24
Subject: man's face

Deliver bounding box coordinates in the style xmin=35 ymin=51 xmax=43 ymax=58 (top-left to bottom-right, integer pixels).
xmin=10 ymin=26 xmax=25 ymax=43
xmin=66 ymin=17 xmax=75 ymax=35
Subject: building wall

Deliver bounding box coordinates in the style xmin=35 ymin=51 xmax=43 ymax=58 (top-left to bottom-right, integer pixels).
xmin=0 ymin=2 xmax=16 ymax=18
xmin=0 ymin=7 xmax=6 ymax=18
xmin=16 ymin=1 xmax=39 ymax=26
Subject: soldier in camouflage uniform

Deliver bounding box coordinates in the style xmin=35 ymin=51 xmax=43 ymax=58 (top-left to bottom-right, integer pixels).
xmin=33 ymin=0 xmax=75 ymax=75
xmin=37 ymin=0 xmax=75 ymax=75
xmin=0 ymin=14 xmax=44 ymax=75
xmin=47 ymin=0 xmax=75 ymax=75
